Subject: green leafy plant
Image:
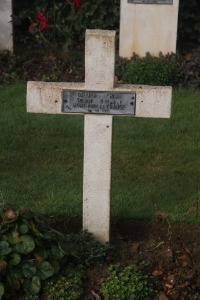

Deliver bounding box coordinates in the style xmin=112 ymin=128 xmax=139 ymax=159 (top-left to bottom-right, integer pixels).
xmin=100 ymin=264 xmax=156 ymax=300
xmin=183 ymin=46 xmax=200 ymax=89
xmin=43 ymin=265 xmax=84 ymax=299
xmin=115 ymin=56 xmax=130 ymax=82
xmin=0 ymin=204 xmax=113 ymax=298
xmin=0 ymin=207 xmax=66 ymax=297
xmin=63 ymin=230 xmax=113 ymax=266
xmin=0 ymin=51 xmax=19 ymax=85
xmin=122 ymin=52 xmax=183 ymax=87
xmin=23 ymin=294 xmax=39 ymax=300
xmin=13 ymin=0 xmax=120 ymax=55
xmin=178 ymin=0 xmax=200 ymax=46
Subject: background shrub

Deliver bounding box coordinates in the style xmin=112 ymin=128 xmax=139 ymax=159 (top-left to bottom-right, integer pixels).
xmin=0 ymin=51 xmax=19 ymax=85
xmin=182 ymin=46 xmax=200 ymax=89
xmin=13 ymin=0 xmax=200 ymax=52
xmin=13 ymin=0 xmax=120 ymax=53
xmin=178 ymin=0 xmax=200 ymax=47
xmin=121 ymin=53 xmax=183 ymax=86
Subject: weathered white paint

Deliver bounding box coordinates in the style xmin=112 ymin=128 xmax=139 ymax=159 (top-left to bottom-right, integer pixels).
xmin=27 ymin=82 xmax=172 ymax=119
xmin=83 ymin=115 xmax=112 ymax=242
xmin=83 ymin=30 xmax=115 ymax=242
xmin=0 ymin=0 xmax=13 ymax=52
xmin=119 ymin=0 xmax=179 ymax=58
xmin=85 ymin=30 xmax=115 ymax=90
xmin=27 ymin=29 xmax=172 ymax=243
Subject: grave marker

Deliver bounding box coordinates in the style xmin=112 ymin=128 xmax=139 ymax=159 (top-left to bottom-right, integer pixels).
xmin=27 ymin=29 xmax=172 ymax=243
xmin=119 ymin=0 xmax=179 ymax=58
xmin=0 ymin=0 xmax=13 ymax=52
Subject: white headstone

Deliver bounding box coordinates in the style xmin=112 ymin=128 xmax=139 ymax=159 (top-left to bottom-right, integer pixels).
xmin=0 ymin=0 xmax=13 ymax=52
xmin=27 ymin=29 xmax=172 ymax=243
xmin=119 ymin=0 xmax=179 ymax=58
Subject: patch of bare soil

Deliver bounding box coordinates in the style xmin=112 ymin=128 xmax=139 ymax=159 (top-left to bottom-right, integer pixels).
xmin=51 ymin=218 xmax=200 ymax=299
xmin=81 ymin=220 xmax=200 ymax=300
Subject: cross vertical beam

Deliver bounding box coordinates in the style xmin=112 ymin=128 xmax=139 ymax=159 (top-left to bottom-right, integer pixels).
xmin=83 ymin=30 xmax=116 ymax=243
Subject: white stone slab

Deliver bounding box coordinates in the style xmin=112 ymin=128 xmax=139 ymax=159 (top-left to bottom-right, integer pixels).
xmin=0 ymin=0 xmax=13 ymax=52
xmin=119 ymin=0 xmax=179 ymax=58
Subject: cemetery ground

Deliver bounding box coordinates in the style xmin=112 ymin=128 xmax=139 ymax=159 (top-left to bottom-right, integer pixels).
xmin=1 ymin=84 xmax=200 ymax=299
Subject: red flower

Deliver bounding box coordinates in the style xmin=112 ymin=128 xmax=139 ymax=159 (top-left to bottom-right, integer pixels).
xmin=35 ymin=11 xmax=48 ymax=31
xmin=28 ymin=24 xmax=35 ymax=31
xmin=65 ymin=0 xmax=81 ymax=8
xmin=74 ymin=0 xmax=81 ymax=9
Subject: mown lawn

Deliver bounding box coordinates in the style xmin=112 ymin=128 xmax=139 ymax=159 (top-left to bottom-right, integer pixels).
xmin=0 ymin=84 xmax=200 ymax=222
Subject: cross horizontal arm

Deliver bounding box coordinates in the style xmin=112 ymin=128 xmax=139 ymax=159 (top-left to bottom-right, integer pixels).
xmin=27 ymin=81 xmax=172 ymax=118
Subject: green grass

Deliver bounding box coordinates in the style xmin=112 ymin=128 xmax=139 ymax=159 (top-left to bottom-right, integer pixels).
xmin=0 ymin=84 xmax=200 ymax=222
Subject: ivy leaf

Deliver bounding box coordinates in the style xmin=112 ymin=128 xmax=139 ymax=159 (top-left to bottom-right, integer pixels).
xmin=19 ymin=223 xmax=29 ymax=234
xmin=22 ymin=262 xmax=37 ymax=278
xmin=24 ymin=276 xmax=41 ymax=295
xmin=9 ymin=253 xmax=21 ymax=266
xmin=37 ymin=261 xmax=54 ymax=280
xmin=15 ymin=235 xmax=35 ymax=254
xmin=50 ymin=243 xmax=64 ymax=259
xmin=7 ymin=231 xmax=20 ymax=245
xmin=0 ymin=241 xmax=12 ymax=257
xmin=5 ymin=273 xmax=21 ymax=291
xmin=50 ymin=260 xmax=60 ymax=274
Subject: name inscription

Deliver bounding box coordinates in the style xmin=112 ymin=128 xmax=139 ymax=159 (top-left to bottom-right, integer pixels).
xmin=62 ymin=90 xmax=136 ymax=115
xmin=128 ymin=0 xmax=173 ymax=4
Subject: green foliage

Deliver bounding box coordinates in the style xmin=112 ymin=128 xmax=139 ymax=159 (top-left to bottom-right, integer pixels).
xmin=0 ymin=51 xmax=19 ymax=85
xmin=100 ymin=264 xmax=156 ymax=300
xmin=122 ymin=53 xmax=183 ymax=86
xmin=64 ymin=230 xmax=113 ymax=266
xmin=115 ymin=57 xmax=130 ymax=82
xmin=13 ymin=0 xmax=120 ymax=55
xmin=66 ymin=0 xmax=120 ymax=43
xmin=0 ymin=207 xmax=66 ymax=297
xmin=178 ymin=0 xmax=200 ymax=45
xmin=183 ymin=46 xmax=200 ymax=89
xmin=43 ymin=266 xmax=84 ymax=300
xmin=0 ymin=284 xmax=4 ymax=300
xmin=0 ymin=203 xmax=112 ymax=298
xmin=23 ymin=295 xmax=39 ymax=300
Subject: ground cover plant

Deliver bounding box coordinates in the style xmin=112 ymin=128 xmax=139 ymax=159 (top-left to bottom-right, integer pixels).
xmin=0 ymin=203 xmax=112 ymax=299
xmin=1 ymin=203 xmax=200 ymax=299
xmin=100 ymin=264 xmax=156 ymax=299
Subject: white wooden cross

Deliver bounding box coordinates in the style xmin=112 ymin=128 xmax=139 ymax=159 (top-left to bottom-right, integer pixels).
xmin=27 ymin=29 xmax=172 ymax=243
